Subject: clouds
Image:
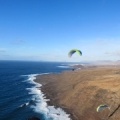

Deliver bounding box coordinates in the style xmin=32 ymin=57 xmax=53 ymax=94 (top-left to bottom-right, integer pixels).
xmin=11 ymin=39 xmax=25 ymax=45
xmin=1 ymin=36 xmax=120 ymax=61
xmin=0 ymin=48 xmax=9 ymax=60
xmin=0 ymin=48 xmax=6 ymax=53
xmin=105 ymin=51 xmax=120 ymax=56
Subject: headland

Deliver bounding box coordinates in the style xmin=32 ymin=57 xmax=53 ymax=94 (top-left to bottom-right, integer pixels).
xmin=35 ymin=64 xmax=120 ymax=120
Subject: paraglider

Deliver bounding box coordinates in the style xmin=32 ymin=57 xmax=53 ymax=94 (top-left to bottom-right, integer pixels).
xmin=68 ymin=49 xmax=82 ymax=57
xmin=96 ymin=104 xmax=109 ymax=112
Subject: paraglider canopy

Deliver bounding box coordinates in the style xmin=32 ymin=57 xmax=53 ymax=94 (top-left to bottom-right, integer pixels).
xmin=96 ymin=104 xmax=109 ymax=112
xmin=68 ymin=49 xmax=82 ymax=57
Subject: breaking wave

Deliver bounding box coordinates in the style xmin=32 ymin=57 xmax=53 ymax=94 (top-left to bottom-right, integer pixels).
xmin=25 ymin=74 xmax=71 ymax=120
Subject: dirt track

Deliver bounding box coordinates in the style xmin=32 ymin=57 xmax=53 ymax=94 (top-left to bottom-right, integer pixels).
xmin=35 ymin=66 xmax=120 ymax=120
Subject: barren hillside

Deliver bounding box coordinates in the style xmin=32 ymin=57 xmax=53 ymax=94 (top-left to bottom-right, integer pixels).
xmin=35 ymin=66 xmax=120 ymax=120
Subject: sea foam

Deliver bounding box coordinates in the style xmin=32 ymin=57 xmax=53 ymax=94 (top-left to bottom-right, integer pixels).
xmin=57 ymin=65 xmax=70 ymax=68
xmin=25 ymin=74 xmax=71 ymax=120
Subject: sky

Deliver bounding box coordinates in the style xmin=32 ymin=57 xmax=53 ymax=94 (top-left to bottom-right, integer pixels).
xmin=0 ymin=0 xmax=120 ymax=62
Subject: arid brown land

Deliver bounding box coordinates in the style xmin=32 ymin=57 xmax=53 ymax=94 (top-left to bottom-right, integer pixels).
xmin=35 ymin=66 xmax=120 ymax=120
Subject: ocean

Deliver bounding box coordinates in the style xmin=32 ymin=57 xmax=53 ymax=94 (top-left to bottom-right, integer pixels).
xmin=0 ymin=61 xmax=72 ymax=120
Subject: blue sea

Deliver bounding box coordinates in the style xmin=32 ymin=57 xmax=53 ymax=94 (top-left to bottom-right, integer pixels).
xmin=0 ymin=61 xmax=73 ymax=120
